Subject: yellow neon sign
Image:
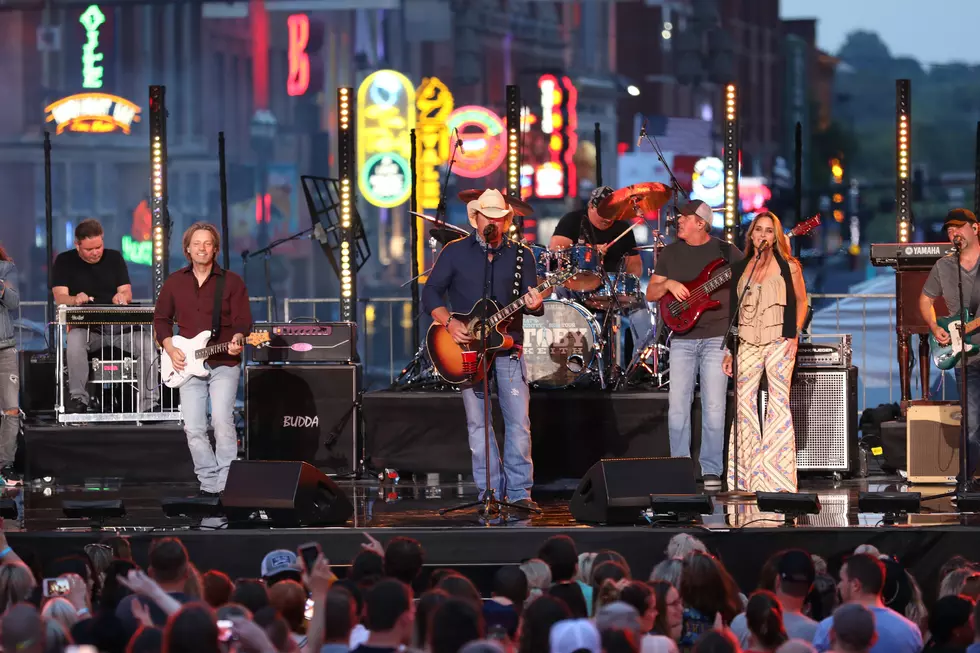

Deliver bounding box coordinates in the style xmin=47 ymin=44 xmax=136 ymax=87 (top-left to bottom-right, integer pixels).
xmin=357 ymin=70 xmax=415 ymax=208
xmin=415 ymin=77 xmax=454 ymax=210
xmin=44 ymin=93 xmax=141 ymax=135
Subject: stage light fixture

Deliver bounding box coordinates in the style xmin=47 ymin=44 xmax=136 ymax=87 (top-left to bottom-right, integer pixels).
xmin=337 ymin=87 xmax=356 ymax=323
xmin=161 ymin=496 xmax=224 ymax=519
xmin=505 ymin=85 xmax=522 ymax=233
xmin=858 ymin=491 xmax=920 ymax=524
xmin=756 ymin=492 xmax=821 ymax=525
xmin=62 ymin=499 xmax=126 ymax=520
xmin=149 ymin=85 xmax=169 ymax=300
xmin=896 ymin=79 xmax=911 ymax=243
xmin=649 ymin=494 xmax=713 ymax=525
xmin=723 ymin=82 xmax=739 ymax=244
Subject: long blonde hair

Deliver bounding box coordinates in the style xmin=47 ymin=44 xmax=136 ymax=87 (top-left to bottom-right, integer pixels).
xmin=743 ymin=211 xmax=796 ymax=264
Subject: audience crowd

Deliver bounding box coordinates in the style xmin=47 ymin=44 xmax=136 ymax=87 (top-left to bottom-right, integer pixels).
xmin=0 ymin=527 xmax=975 ymax=653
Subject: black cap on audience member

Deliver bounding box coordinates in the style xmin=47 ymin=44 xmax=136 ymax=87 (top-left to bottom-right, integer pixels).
xmin=778 ymin=549 xmax=816 ymax=587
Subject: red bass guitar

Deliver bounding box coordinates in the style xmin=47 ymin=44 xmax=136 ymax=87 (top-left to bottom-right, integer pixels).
xmin=658 ymin=215 xmax=821 ymax=334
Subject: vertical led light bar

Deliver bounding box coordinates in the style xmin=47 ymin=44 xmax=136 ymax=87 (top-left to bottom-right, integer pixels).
xmin=338 ymin=86 xmax=356 ymax=322
xmin=723 ymin=83 xmax=739 ymax=244
xmin=149 ymin=85 xmax=168 ymax=299
xmin=505 ymin=85 xmax=521 ymax=235
xmin=896 ymin=79 xmax=911 ymax=243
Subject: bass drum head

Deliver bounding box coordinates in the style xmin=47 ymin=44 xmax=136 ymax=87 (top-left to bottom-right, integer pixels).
xmin=523 ymin=299 xmax=598 ymax=388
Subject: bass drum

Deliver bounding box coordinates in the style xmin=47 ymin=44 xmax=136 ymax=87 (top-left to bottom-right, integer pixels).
xmin=523 ymin=299 xmax=599 ymax=388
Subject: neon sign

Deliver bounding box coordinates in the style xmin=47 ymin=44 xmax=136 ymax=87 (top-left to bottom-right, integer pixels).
xmin=286 ymin=14 xmax=310 ymax=97
xmin=357 ymin=70 xmax=415 ymax=208
xmin=121 ymin=235 xmax=152 ymax=265
xmin=415 ymin=77 xmax=454 ymax=210
xmin=446 ymin=106 xmax=507 ymax=179
xmin=45 ymin=93 xmax=141 ymax=134
xmin=79 ymin=5 xmax=106 ymax=89
xmin=533 ymin=74 xmax=578 ymax=199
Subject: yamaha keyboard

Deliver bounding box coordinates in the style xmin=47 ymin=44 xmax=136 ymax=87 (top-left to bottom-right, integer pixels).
xmin=870 ymin=242 xmax=955 ymax=268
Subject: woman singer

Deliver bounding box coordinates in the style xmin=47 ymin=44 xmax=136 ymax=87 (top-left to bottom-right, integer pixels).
xmin=722 ymin=211 xmax=808 ymax=493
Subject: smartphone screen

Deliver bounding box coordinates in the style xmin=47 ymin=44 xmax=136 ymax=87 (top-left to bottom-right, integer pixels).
xmin=298 ymin=542 xmax=321 ymax=571
xmin=217 ymin=619 xmax=234 ymax=642
xmin=304 ymin=597 xmax=314 ymax=622
xmin=43 ymin=578 xmax=70 ymax=598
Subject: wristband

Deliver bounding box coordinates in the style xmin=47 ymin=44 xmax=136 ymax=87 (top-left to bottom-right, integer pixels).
xmin=445 ymin=317 xmax=453 ymax=328
xmin=0 ymin=546 xmax=12 ymax=558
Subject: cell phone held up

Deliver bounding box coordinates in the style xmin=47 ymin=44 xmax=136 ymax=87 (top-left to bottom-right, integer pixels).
xmin=298 ymin=542 xmax=322 ymax=573
xmin=43 ymin=577 xmax=71 ymax=598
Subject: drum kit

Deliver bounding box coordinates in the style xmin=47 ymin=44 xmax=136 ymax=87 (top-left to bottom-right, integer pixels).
xmin=398 ymin=183 xmax=676 ymax=391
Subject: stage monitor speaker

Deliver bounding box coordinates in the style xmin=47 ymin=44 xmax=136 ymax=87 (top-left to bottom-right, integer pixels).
xmin=245 ymin=364 xmax=359 ymax=476
xmin=760 ymin=366 xmax=859 ymax=473
xmin=222 ymin=460 xmax=354 ymax=526
xmin=570 ymin=457 xmax=697 ymax=525
xmin=907 ymin=403 xmax=963 ymax=484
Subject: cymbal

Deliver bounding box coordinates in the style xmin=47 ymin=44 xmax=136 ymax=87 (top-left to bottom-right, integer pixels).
xmin=457 ymin=190 xmax=534 ymax=216
xmin=597 ymin=182 xmax=672 ymax=221
xmin=409 ymin=211 xmax=471 ymax=237
xmin=632 ymin=244 xmax=665 ymax=251
xmin=429 ymin=228 xmax=464 ymax=245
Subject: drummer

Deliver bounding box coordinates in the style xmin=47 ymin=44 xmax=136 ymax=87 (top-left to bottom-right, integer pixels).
xmin=549 ymin=186 xmax=643 ymax=276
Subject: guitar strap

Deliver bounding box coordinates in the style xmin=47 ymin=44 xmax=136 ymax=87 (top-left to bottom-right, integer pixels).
xmin=210 ymin=270 xmax=226 ymax=343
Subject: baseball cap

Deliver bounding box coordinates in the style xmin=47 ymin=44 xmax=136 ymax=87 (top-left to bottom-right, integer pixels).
xmin=678 ymin=199 xmax=714 ymax=224
xmin=778 ymin=549 xmax=816 ymax=586
xmin=588 ymin=185 xmax=616 ymax=209
xmin=943 ymin=207 xmax=978 ymax=231
xmin=260 ymin=549 xmax=303 ymax=580
xmin=831 ymin=603 xmax=877 ymax=650
xmin=549 ymin=619 xmax=601 ymax=653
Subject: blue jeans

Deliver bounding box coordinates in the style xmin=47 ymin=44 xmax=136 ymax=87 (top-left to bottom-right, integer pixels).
xmin=179 ymin=364 xmax=240 ymax=492
xmin=668 ymin=336 xmax=728 ymax=476
xmin=954 ymin=363 xmax=980 ymax=478
xmin=460 ymin=355 xmax=533 ymax=501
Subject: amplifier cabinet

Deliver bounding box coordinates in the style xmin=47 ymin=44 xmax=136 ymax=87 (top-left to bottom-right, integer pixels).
xmin=760 ymin=366 xmax=859 ymax=473
xmin=907 ymin=404 xmax=961 ymax=484
xmin=245 ymin=365 xmax=360 ymax=476
xmin=250 ymin=323 xmax=357 ymax=364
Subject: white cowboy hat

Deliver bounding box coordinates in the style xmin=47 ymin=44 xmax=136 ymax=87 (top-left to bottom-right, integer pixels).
xmin=466 ymin=188 xmax=514 ymax=229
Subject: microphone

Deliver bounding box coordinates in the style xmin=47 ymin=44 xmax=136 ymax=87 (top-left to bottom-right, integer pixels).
xmin=483 ymin=224 xmax=497 ymax=241
xmin=952 ymin=237 xmax=964 ymax=251
xmin=454 ymin=127 xmax=463 ymax=150
xmin=755 ymin=240 xmax=771 ymax=259
xmin=637 ymin=120 xmax=647 ymax=148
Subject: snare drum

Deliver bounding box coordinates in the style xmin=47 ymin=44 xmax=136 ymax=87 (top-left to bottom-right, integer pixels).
xmin=585 ymin=274 xmax=645 ymax=311
xmin=522 ymin=299 xmax=599 ymax=388
xmin=557 ymin=245 xmax=603 ymax=291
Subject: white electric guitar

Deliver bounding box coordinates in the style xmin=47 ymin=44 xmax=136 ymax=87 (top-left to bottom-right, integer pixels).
xmin=161 ymin=330 xmax=270 ymax=389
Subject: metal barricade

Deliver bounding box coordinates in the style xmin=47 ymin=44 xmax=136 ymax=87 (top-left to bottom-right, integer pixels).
xmin=55 ymin=305 xmax=180 ymax=424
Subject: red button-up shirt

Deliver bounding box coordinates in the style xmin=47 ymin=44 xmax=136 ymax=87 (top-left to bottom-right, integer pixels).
xmin=153 ymin=265 xmax=252 ymax=367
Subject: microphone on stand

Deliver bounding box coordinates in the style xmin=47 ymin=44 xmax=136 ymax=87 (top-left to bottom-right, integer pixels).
xmin=483 ymin=224 xmax=497 ymax=241
xmin=755 ymin=240 xmax=771 ymax=259
xmin=952 ymin=237 xmax=964 ymax=251
xmin=454 ymin=127 xmax=464 ymax=150
xmin=636 ymin=120 xmax=647 ymax=148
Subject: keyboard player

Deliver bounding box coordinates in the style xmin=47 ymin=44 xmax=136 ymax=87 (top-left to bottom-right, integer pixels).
xmin=51 ymin=219 xmax=159 ymax=413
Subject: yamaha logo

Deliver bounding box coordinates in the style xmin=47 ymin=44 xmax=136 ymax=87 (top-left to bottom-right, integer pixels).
xmin=283 ymin=416 xmax=319 ymax=428
xmin=904 ymin=245 xmax=943 ymax=256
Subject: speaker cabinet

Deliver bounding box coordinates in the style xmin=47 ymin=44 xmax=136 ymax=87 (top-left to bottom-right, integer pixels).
xmin=222 ymin=460 xmax=354 ymax=526
xmin=760 ymin=366 xmax=859 ymax=473
xmin=907 ymin=403 xmax=962 ymax=484
xmin=245 ymin=365 xmax=359 ymax=476
xmin=570 ymin=457 xmax=697 ymax=525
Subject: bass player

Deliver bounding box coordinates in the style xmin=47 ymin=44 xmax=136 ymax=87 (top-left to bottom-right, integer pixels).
xmin=920 ymin=207 xmax=980 ymax=488
xmin=421 ymin=189 xmax=543 ymax=512
xmin=153 ymin=222 xmax=252 ymax=497
xmin=646 ymin=200 xmax=743 ymax=489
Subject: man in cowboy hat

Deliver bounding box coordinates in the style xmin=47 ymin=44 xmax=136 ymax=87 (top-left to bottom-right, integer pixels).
xmin=422 ymin=188 xmax=544 ymax=512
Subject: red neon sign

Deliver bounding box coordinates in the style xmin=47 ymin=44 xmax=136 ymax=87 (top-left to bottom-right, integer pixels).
xmin=286 ymin=14 xmax=310 ymax=97
xmin=534 ymin=75 xmax=578 ymax=199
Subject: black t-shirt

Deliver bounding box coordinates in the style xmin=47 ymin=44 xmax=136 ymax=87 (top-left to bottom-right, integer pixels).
xmin=51 ymin=249 xmax=131 ymax=304
xmin=552 ymin=209 xmax=637 ymax=273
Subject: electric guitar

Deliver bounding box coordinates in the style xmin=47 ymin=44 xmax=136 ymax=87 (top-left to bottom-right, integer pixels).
xmin=161 ymin=330 xmax=270 ymax=389
xmin=930 ymin=309 xmax=980 ymax=370
xmin=427 ymin=266 xmax=576 ymax=384
xmin=659 ymin=215 xmax=821 ymax=334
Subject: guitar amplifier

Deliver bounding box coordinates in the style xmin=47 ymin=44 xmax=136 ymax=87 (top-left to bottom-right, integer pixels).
xmin=245 ymin=364 xmax=360 ymax=476
xmin=907 ymin=403 xmax=964 ymax=484
xmin=759 ymin=366 xmax=859 ymax=473
xmin=249 ymin=322 xmax=357 ymax=364
xmin=797 ymin=334 xmax=851 ymax=368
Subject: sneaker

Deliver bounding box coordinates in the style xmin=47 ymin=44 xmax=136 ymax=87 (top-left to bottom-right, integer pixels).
xmin=510 ymin=498 xmax=541 ymax=513
xmin=1 ymin=469 xmax=22 ymax=487
xmin=703 ymin=474 xmax=722 ymax=487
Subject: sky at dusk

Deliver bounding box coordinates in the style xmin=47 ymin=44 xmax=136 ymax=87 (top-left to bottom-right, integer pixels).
xmin=780 ymin=0 xmax=980 ymax=66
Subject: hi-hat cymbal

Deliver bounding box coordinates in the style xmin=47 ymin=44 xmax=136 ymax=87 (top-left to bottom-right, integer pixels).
xmin=457 ymin=190 xmax=534 ymax=216
xmin=633 ymin=244 xmax=665 ymax=251
xmin=597 ymin=182 xmax=672 ymax=221
xmin=429 ymin=228 xmax=464 ymax=245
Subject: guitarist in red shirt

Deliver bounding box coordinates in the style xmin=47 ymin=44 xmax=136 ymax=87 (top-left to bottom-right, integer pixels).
xmin=646 ymin=200 xmax=742 ymax=489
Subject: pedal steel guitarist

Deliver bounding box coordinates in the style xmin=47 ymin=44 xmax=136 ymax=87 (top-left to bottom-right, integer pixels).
xmin=646 ymin=200 xmax=743 ymax=489
xmin=422 ymin=189 xmax=543 ymax=512
xmin=920 ymin=207 xmax=980 ymax=488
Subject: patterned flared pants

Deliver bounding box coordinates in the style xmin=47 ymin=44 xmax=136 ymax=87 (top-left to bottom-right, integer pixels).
xmin=726 ymin=338 xmax=798 ymax=493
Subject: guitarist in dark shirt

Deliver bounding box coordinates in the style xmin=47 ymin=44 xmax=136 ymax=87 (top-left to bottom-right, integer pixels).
xmin=646 ymin=200 xmax=743 ymax=489
xmin=422 ymin=189 xmax=543 ymax=512
xmin=920 ymin=208 xmax=980 ymax=486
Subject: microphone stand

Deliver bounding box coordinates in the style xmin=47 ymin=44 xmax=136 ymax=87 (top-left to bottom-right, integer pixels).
xmin=435 ymin=130 xmax=463 ymax=223
xmin=716 ymin=244 xmax=769 ymax=500
xmin=956 ymin=240 xmax=972 ymax=496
